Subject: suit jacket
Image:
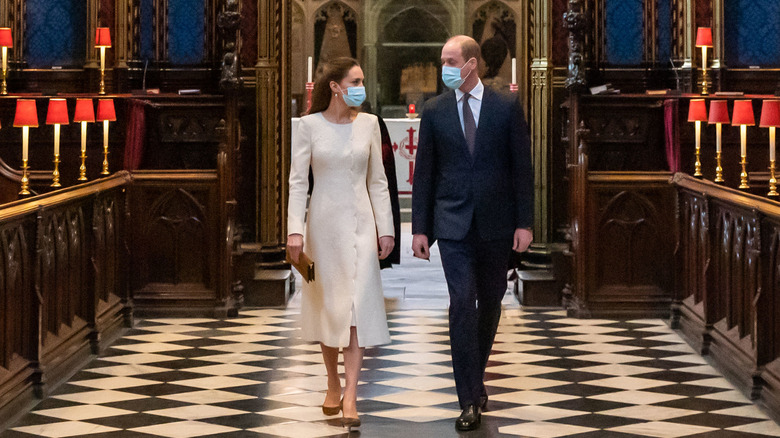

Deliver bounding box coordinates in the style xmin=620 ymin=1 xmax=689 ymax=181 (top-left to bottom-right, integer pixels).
xmin=411 ymin=86 xmax=533 ymax=242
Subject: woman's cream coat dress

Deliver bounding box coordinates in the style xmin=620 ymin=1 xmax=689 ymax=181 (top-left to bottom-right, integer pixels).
xmin=288 ymin=112 xmax=394 ymax=348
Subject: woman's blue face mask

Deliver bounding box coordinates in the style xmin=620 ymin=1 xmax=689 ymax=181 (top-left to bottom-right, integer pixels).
xmin=338 ymin=85 xmax=366 ymax=107
xmin=442 ymin=58 xmax=475 ymax=90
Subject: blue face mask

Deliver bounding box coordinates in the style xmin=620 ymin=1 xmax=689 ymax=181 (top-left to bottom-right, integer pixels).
xmin=442 ymin=58 xmax=475 ymax=90
xmin=338 ymin=85 xmax=366 ymax=107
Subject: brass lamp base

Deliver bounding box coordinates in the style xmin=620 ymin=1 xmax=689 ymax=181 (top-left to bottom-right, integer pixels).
xmin=101 ymin=146 xmax=110 ymax=175
xmin=1 ymin=69 xmax=6 ymax=95
xmin=51 ymin=154 xmax=61 ymax=187
xmin=770 ymin=160 xmax=779 ymax=197
xmin=739 ymin=155 xmax=749 ymax=189
xmin=99 ymin=68 xmax=106 ymax=95
xmin=694 ymin=147 xmax=703 ymax=178
xmin=714 ymin=151 xmax=724 ymax=183
xmin=19 ymin=159 xmax=29 ymax=195
xmin=78 ymin=150 xmax=88 ymax=181
xmin=701 ymin=69 xmax=710 ymax=96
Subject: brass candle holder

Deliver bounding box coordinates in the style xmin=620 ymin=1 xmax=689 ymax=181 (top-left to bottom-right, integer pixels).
xmin=714 ymin=151 xmax=724 ymax=183
xmin=51 ymin=154 xmax=61 ymax=187
xmin=79 ymin=149 xmax=87 ymax=181
xmin=770 ymin=160 xmax=778 ymax=197
xmin=739 ymin=155 xmax=749 ymax=189
xmin=20 ymin=158 xmax=29 ymax=195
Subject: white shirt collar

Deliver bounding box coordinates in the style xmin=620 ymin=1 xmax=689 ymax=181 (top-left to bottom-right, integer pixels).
xmin=455 ymin=79 xmax=484 ymax=102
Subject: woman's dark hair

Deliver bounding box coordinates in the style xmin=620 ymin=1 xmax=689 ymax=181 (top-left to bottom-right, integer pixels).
xmin=308 ymin=57 xmax=360 ymax=115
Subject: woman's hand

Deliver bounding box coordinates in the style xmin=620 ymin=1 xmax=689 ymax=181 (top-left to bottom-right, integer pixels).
xmin=287 ymin=234 xmax=304 ymax=263
xmin=378 ymin=235 xmax=395 ymax=260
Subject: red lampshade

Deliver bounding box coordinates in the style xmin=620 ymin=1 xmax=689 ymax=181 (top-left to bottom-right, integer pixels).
xmin=696 ymin=27 xmax=713 ymax=48
xmin=13 ymin=99 xmax=38 ymax=127
xmin=760 ymin=100 xmax=780 ymax=128
xmin=688 ymin=99 xmax=707 ymax=122
xmin=0 ymin=28 xmax=12 ymax=48
xmin=732 ymin=100 xmax=755 ymax=126
xmin=97 ymin=99 xmax=116 ymax=121
xmin=95 ymin=27 xmax=111 ymax=48
xmin=73 ymin=99 xmax=95 ymax=123
xmin=708 ymin=100 xmax=730 ymax=124
xmin=46 ymin=99 xmax=69 ymax=125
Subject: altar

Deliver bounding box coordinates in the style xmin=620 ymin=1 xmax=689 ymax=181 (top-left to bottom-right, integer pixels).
xmin=291 ymin=117 xmax=420 ymax=194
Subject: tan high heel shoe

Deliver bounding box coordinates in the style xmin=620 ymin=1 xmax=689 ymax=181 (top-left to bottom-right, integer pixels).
xmin=341 ymin=415 xmax=361 ymax=431
xmin=322 ymin=398 xmax=342 ymax=416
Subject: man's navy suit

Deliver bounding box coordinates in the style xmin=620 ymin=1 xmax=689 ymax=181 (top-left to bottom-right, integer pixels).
xmin=411 ymin=85 xmax=533 ymax=408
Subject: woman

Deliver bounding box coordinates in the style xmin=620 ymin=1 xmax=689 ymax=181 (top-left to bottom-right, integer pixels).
xmin=287 ymin=57 xmax=394 ymax=429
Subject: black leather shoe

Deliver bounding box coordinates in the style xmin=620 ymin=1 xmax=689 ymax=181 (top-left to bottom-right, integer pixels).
xmin=455 ymin=404 xmax=481 ymax=431
xmin=479 ymin=394 xmax=488 ymax=411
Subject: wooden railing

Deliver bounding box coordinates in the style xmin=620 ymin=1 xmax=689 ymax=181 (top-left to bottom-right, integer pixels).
xmin=0 ymin=172 xmax=130 ymax=423
xmin=673 ymin=173 xmax=780 ymax=421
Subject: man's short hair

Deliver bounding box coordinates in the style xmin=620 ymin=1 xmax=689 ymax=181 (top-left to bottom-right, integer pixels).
xmin=448 ymin=35 xmax=481 ymax=64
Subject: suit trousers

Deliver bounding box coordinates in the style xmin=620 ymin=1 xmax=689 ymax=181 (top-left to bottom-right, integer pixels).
xmin=438 ymin=226 xmax=513 ymax=409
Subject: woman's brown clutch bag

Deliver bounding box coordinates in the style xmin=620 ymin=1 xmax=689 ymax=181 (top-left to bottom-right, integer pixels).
xmin=286 ymin=249 xmax=315 ymax=282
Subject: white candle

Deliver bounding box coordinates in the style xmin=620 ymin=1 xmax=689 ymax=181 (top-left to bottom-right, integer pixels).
xmin=2 ymin=46 xmax=6 ymax=74
xmin=511 ymin=58 xmax=517 ymax=84
xmin=81 ymin=121 xmax=87 ymax=153
xmin=22 ymin=126 xmax=28 ymax=161
xmin=54 ymin=124 xmax=60 ymax=155
xmin=695 ymin=121 xmax=701 ymax=152
xmin=771 ymin=127 xmax=776 ymax=162
xmin=741 ymin=125 xmax=747 ymax=157
xmin=716 ymin=124 xmax=722 ymax=153
xmin=701 ymin=46 xmax=707 ymax=71
xmin=103 ymin=120 xmax=109 ymax=148
xmin=307 ymin=56 xmax=313 ymax=83
xmin=100 ymin=46 xmax=105 ymax=71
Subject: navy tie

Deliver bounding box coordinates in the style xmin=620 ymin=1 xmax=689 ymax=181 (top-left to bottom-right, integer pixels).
xmin=462 ymin=93 xmax=476 ymax=155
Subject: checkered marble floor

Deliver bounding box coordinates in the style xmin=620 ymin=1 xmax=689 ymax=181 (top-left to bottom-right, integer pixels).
xmin=3 ymin=307 xmax=780 ymax=438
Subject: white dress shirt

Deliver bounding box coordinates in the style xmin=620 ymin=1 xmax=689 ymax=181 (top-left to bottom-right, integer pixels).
xmin=455 ymin=79 xmax=484 ymax=135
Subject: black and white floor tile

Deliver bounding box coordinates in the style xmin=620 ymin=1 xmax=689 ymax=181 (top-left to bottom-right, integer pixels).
xmin=4 ymin=224 xmax=780 ymax=437
xmin=3 ymin=307 xmax=780 ymax=437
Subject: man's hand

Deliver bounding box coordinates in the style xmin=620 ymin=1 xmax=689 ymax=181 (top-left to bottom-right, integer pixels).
xmin=287 ymin=234 xmax=303 ymax=263
xmin=412 ymin=234 xmax=430 ymax=260
xmin=513 ymin=228 xmax=533 ymax=253
xmin=378 ymin=235 xmax=395 ymax=260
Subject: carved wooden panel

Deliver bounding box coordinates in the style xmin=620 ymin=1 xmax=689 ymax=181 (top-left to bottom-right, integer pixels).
xmin=590 ymin=186 xmax=674 ymax=302
xmin=129 ymin=173 xmax=223 ymax=311
xmin=711 ymin=203 xmax=759 ymax=341
xmin=93 ymin=194 xmax=123 ymax=320
xmin=0 ymin=225 xmax=32 ymax=371
xmin=680 ymin=193 xmax=709 ymax=308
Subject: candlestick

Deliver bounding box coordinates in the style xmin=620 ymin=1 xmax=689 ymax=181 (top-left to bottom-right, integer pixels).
xmin=771 ymin=127 xmax=776 ymax=162
xmin=307 ymin=56 xmax=313 ymax=83
xmin=99 ymin=46 xmax=106 ymax=94
xmin=102 ymin=120 xmax=110 ymax=174
xmin=20 ymin=127 xmax=29 ymax=195
xmin=694 ymin=120 xmax=702 ymax=177
xmin=79 ymin=121 xmax=87 ymax=181
xmin=770 ymin=160 xmax=778 ymax=197
xmin=715 ymin=151 xmax=724 ymax=183
xmin=511 ymin=57 xmax=516 ymax=85
xmin=739 ymin=123 xmax=749 ymax=189
xmin=51 ymin=123 xmax=61 ymax=187
xmin=1 ymin=46 xmax=7 ymax=95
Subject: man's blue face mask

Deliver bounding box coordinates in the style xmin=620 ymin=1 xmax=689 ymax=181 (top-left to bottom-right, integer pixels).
xmin=442 ymin=58 xmax=475 ymax=90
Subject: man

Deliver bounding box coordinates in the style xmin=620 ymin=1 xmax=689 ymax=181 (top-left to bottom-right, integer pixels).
xmin=411 ymin=35 xmax=533 ymax=431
